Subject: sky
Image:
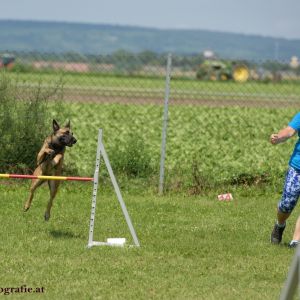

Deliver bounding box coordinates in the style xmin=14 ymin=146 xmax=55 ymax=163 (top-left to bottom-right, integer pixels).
xmin=1 ymin=0 xmax=300 ymax=40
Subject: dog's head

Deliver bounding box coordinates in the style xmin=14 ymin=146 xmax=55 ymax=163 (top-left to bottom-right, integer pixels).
xmin=52 ymin=119 xmax=77 ymax=147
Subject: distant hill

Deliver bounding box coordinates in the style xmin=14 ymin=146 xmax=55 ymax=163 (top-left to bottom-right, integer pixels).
xmin=0 ymin=20 xmax=300 ymax=61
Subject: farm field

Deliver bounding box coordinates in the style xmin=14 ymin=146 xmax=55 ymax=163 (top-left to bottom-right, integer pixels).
xmin=0 ymin=183 xmax=297 ymax=299
xmin=62 ymin=102 xmax=296 ymax=190
xmin=6 ymin=71 xmax=300 ymax=104
xmin=3 ymin=70 xmax=298 ymax=189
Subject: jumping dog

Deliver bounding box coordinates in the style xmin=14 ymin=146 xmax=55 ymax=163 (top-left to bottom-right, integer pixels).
xmin=23 ymin=119 xmax=77 ymax=220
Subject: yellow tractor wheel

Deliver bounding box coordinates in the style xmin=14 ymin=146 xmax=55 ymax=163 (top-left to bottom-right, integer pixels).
xmin=233 ymin=65 xmax=249 ymax=82
xmin=220 ymin=74 xmax=229 ymax=81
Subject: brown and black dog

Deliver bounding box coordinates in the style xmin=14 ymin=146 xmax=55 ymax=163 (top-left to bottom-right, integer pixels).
xmin=23 ymin=119 xmax=77 ymax=220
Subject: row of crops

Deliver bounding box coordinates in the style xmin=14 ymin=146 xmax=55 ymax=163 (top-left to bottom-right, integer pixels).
xmin=6 ymin=71 xmax=300 ymax=105
xmin=65 ymin=102 xmax=295 ymax=190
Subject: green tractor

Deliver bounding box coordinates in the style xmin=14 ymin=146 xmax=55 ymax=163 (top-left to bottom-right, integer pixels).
xmin=196 ymin=59 xmax=249 ymax=82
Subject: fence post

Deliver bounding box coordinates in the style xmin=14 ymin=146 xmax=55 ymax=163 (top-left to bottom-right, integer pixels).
xmin=159 ymin=53 xmax=172 ymax=195
xmin=279 ymin=245 xmax=300 ymax=299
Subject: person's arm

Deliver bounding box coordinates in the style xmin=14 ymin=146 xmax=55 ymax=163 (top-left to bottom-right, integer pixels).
xmin=270 ymin=126 xmax=296 ymax=145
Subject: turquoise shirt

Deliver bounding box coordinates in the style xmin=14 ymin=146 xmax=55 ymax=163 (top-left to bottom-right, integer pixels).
xmin=289 ymin=112 xmax=300 ymax=170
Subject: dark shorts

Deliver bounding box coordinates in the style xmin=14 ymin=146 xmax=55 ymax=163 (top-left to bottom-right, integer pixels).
xmin=278 ymin=166 xmax=300 ymax=213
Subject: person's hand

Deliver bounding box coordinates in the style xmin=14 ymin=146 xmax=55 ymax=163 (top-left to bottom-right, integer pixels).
xmin=270 ymin=134 xmax=279 ymax=144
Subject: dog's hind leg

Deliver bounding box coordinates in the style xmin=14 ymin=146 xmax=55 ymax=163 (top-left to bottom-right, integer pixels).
xmin=44 ymin=180 xmax=60 ymax=221
xmin=23 ymin=179 xmax=45 ymax=211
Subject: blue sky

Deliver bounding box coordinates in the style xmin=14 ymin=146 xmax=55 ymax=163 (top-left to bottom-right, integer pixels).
xmin=1 ymin=0 xmax=300 ymax=39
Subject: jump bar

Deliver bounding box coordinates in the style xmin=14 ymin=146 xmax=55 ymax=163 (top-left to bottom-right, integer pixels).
xmin=0 ymin=173 xmax=94 ymax=182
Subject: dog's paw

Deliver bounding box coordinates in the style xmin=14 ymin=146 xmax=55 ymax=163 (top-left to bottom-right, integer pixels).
xmin=23 ymin=206 xmax=29 ymax=212
xmin=46 ymin=148 xmax=55 ymax=155
xmin=44 ymin=212 xmax=50 ymax=221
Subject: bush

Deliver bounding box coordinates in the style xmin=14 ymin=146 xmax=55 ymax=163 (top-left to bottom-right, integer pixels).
xmin=0 ymin=71 xmax=66 ymax=173
xmin=110 ymin=133 xmax=153 ymax=178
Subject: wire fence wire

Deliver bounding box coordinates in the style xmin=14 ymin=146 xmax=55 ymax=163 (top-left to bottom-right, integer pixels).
xmin=1 ymin=51 xmax=300 ymax=191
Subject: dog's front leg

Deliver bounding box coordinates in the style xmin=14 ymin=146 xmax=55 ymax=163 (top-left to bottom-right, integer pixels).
xmin=51 ymin=153 xmax=63 ymax=167
xmin=37 ymin=148 xmax=55 ymax=166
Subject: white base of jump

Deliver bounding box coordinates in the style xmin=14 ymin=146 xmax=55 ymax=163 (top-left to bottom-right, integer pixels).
xmin=88 ymin=238 xmax=126 ymax=248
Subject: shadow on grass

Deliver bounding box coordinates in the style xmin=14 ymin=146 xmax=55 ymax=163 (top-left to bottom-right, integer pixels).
xmin=49 ymin=229 xmax=81 ymax=239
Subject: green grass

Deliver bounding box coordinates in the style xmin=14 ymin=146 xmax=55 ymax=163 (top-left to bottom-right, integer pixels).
xmin=0 ymin=182 xmax=297 ymax=299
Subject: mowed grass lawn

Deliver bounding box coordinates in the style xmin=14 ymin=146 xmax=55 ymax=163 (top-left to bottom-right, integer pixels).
xmin=0 ymin=181 xmax=297 ymax=299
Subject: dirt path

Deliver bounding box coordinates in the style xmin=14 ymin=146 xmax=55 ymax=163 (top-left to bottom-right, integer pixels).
xmin=17 ymin=85 xmax=300 ymax=108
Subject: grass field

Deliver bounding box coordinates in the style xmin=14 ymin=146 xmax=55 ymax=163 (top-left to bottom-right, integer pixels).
xmin=0 ymin=182 xmax=298 ymax=299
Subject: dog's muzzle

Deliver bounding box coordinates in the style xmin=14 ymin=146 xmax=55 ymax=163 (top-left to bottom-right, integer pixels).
xmin=68 ymin=137 xmax=77 ymax=147
xmin=60 ymin=136 xmax=77 ymax=147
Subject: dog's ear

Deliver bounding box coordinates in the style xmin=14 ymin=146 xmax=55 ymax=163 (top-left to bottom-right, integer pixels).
xmin=65 ymin=120 xmax=71 ymax=129
xmin=53 ymin=119 xmax=60 ymax=132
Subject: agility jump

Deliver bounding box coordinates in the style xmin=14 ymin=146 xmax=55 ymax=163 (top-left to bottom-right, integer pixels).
xmin=0 ymin=174 xmax=93 ymax=181
xmin=0 ymin=129 xmax=140 ymax=248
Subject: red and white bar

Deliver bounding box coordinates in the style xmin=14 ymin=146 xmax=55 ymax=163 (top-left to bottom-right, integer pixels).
xmin=0 ymin=173 xmax=93 ymax=182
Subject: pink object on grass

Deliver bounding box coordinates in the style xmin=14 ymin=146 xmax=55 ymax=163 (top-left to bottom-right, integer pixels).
xmin=217 ymin=193 xmax=233 ymax=201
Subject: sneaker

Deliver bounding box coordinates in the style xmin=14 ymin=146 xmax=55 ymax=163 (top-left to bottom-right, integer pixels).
xmin=271 ymin=223 xmax=285 ymax=244
xmin=288 ymin=240 xmax=300 ymax=248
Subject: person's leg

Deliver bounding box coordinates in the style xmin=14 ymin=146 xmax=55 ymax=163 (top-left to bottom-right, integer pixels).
xmin=292 ymin=216 xmax=300 ymax=241
xmin=271 ymin=167 xmax=300 ymax=244
xmin=277 ymin=210 xmax=291 ymax=225
xmin=277 ymin=209 xmax=291 ymax=225
xmin=288 ymin=216 xmax=300 ymax=248
xmin=270 ymin=210 xmax=290 ymax=244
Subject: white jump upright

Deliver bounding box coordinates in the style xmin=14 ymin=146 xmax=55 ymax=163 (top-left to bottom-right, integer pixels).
xmin=87 ymin=129 xmax=140 ymax=248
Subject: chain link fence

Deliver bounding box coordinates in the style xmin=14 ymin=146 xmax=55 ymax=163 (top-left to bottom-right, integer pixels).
xmin=167 ymin=55 xmax=300 ymax=193
xmin=1 ymin=51 xmax=300 ymax=192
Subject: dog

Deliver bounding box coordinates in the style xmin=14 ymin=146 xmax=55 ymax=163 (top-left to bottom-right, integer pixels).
xmin=23 ymin=119 xmax=77 ymax=220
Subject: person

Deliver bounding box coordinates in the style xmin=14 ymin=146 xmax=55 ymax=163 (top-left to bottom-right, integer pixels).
xmin=289 ymin=216 xmax=300 ymax=247
xmin=270 ymin=112 xmax=300 ymax=247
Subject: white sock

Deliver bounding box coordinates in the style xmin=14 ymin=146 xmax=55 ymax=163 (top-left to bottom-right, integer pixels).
xmin=290 ymin=240 xmax=300 ymax=244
